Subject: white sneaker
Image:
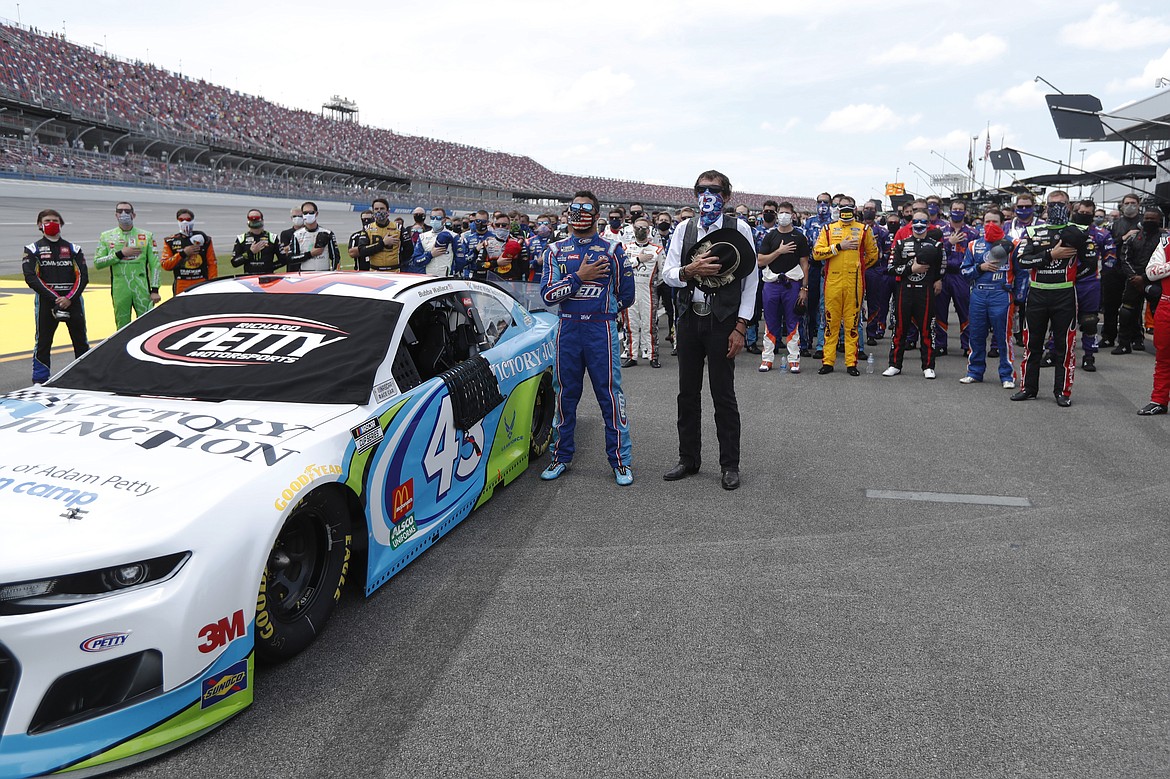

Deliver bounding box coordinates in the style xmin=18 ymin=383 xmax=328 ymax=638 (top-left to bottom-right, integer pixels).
xmin=1002 ymin=380 xmax=1016 ymax=389
xmin=881 ymin=366 xmax=900 ymax=377
xmin=924 ymin=368 xmax=937 ymax=380
xmin=959 ymin=376 xmax=977 ymax=384
xmin=789 ymin=360 xmax=801 ymax=374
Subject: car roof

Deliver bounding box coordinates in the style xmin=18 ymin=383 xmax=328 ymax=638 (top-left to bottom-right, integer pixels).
xmin=186 ymin=272 xmax=469 ymax=303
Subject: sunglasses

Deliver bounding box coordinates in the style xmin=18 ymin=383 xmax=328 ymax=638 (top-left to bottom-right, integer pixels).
xmin=302 ymin=211 xmax=317 ymax=216
xmin=178 ymin=216 xmax=193 ymax=222
xmin=568 ymin=203 xmax=596 ymax=213
xmin=536 ymin=221 xmax=551 ymax=226
xmin=694 ymin=185 xmax=727 ymax=196
xmin=493 ymin=223 xmax=509 ymax=228
xmin=911 ymin=219 xmax=929 ymax=226
xmin=115 ymin=208 xmax=133 ymax=214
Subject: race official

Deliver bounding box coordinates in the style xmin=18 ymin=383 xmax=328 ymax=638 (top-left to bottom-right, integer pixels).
xmin=23 ymin=208 xmax=89 ymax=384
xmin=662 ymin=170 xmax=759 ymax=491
xmin=160 ymin=208 xmax=217 ymax=294
xmin=539 ymin=190 xmax=635 ymax=486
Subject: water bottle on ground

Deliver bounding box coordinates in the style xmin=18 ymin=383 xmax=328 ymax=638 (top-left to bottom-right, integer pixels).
xmin=866 ymin=353 xmax=875 ymax=374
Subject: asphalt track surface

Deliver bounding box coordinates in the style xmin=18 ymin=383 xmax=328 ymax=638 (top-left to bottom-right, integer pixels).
xmin=2 ymin=194 xmax=1169 ymax=778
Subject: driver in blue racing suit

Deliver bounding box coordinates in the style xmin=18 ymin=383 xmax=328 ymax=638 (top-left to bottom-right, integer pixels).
xmin=539 ymin=190 xmax=635 ymax=486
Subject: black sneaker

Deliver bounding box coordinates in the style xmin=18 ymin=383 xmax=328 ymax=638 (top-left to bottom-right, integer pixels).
xmin=1010 ymin=390 xmax=1037 ymax=401
xmin=988 ymin=347 xmax=1000 ymax=358
xmin=846 ymin=366 xmax=860 ymax=376
xmin=621 ymin=357 xmax=637 ymax=368
xmin=1138 ymin=402 xmax=1168 ymax=416
xmin=1081 ymin=354 xmax=1096 ymax=372
xmin=1111 ymin=344 xmax=1131 ymax=355
xmin=817 ymin=364 xmax=834 ymax=375
xmin=1100 ymin=338 xmax=1115 ymax=348
xmin=799 ymin=348 xmax=811 ymax=358
xmin=1133 ymin=341 xmax=1146 ymax=352
xmin=866 ymin=336 xmax=877 ymax=346
xmin=1055 ymin=394 xmax=1072 ymax=407
xmin=813 ymin=349 xmax=824 ymax=359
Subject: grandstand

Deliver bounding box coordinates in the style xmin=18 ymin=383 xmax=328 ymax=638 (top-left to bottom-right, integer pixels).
xmin=0 ymin=21 xmax=813 ymax=212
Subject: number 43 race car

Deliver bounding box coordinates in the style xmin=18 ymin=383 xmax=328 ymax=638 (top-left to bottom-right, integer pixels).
xmin=0 ymin=272 xmax=558 ymax=777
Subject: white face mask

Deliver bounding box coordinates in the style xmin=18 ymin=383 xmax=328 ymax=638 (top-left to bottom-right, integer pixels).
xmin=777 ymin=212 xmax=793 ymax=227
xmin=178 ymin=220 xmax=193 ymax=236
xmin=302 ymin=212 xmax=317 ymax=226
xmin=291 ymin=215 xmax=304 ymax=228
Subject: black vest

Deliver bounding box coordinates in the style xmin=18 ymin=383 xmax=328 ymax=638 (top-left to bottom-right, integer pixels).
xmin=676 ymin=217 xmax=747 ymax=322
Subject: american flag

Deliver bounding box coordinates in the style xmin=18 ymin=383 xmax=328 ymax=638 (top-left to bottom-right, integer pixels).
xmin=984 ymin=133 xmax=992 ymax=159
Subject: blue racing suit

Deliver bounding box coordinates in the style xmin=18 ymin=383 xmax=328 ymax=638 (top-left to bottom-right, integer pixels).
xmin=802 ymin=215 xmax=830 ymax=350
xmin=525 ymin=233 xmax=551 ymax=281
xmin=961 ymin=237 xmax=1015 ymax=382
xmin=454 ymin=228 xmax=492 ymax=278
xmin=540 ymin=233 xmax=635 ymax=469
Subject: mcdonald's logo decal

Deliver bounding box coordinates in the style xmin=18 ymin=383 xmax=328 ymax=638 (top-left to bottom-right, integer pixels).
xmin=392 ymin=479 xmax=414 ymax=524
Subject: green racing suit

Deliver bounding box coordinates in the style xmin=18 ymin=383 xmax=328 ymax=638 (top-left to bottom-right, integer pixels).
xmin=94 ymin=226 xmax=162 ymax=328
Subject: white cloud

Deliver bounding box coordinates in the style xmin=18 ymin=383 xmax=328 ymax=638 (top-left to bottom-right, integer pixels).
xmin=904 ymin=130 xmax=975 ymax=153
xmin=566 ymin=68 xmax=635 ymax=107
xmin=1083 ymin=150 xmax=1122 ymax=171
xmin=873 ymin=33 xmax=1007 ymax=65
xmin=630 ymin=142 xmax=654 ymax=153
xmin=1061 ymin=3 xmax=1170 ymax=50
xmin=783 ymin=118 xmax=800 ymax=131
xmin=1108 ymin=47 xmax=1170 ymax=92
xmin=760 ymin=121 xmax=773 ymax=131
xmin=977 ymin=79 xmax=1049 ymax=112
xmin=818 ymin=104 xmax=919 ymax=133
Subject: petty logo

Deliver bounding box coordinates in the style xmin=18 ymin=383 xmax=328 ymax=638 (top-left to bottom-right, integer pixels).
xmin=201 ymin=659 xmax=249 ymax=709
xmin=80 ymin=632 xmax=130 ymax=652
xmin=125 ymin=314 xmax=349 ymax=367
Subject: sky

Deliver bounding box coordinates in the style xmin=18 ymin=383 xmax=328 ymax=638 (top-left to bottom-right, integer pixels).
xmin=8 ymin=0 xmax=1170 ymax=205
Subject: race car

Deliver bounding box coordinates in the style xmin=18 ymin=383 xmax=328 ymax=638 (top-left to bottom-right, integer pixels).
xmin=0 ymin=272 xmax=557 ymax=777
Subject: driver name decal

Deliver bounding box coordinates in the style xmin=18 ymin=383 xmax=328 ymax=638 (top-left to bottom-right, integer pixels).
xmin=126 ymin=315 xmax=349 ymax=367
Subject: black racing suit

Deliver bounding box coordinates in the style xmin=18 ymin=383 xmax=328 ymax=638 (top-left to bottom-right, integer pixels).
xmin=888 ymin=235 xmax=944 ymax=370
xmin=22 ymin=236 xmax=89 ymax=383
xmin=1117 ymin=227 xmax=1164 ymax=346
xmin=231 ymin=230 xmax=287 ymax=275
xmin=1017 ymin=224 xmax=1098 ymax=397
xmin=1103 ymin=214 xmax=1142 ymax=341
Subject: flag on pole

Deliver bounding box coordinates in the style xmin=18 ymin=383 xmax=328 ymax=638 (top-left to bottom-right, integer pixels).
xmin=984 ymin=132 xmax=992 ymax=160
xmin=968 ymin=136 xmax=975 ymax=173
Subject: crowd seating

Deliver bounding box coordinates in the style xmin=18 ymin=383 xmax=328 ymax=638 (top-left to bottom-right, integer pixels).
xmin=0 ymin=23 xmax=813 ymax=210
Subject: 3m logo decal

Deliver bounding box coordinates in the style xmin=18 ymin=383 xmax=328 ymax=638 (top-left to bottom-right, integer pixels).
xmin=198 ymin=609 xmax=246 ymax=654
xmin=125 ymin=315 xmax=349 ymax=367
xmin=201 ymin=659 xmax=249 ymax=708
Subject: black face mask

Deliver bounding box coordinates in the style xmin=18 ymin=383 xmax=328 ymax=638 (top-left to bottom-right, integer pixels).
xmin=1070 ymin=212 xmax=1093 ymax=226
xmin=1143 ymin=219 xmax=1161 ymax=232
xmin=413 ymin=213 xmax=426 ymax=224
xmin=761 ymin=210 xmax=776 ymax=223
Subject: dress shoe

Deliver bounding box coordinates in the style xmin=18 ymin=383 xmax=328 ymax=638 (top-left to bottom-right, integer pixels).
xmin=650 ymin=358 xmax=661 ymax=368
xmin=846 ymin=366 xmax=860 ymax=376
xmin=817 ymin=364 xmax=834 ymax=375
xmin=813 ymin=349 xmax=824 ymax=359
xmin=988 ymin=347 xmax=1000 ymax=358
xmin=1055 ymin=394 xmax=1072 ymax=407
xmin=1111 ymin=344 xmax=1131 ymax=355
xmin=1081 ymin=354 xmax=1095 ymax=372
xmin=1010 ymin=390 xmax=1037 ymax=401
xmin=663 ymin=462 xmax=700 ymax=481
xmin=721 ymin=469 xmax=740 ymax=490
xmin=1138 ymin=402 xmax=1168 ymax=416
xmin=621 ymin=357 xmax=638 ymax=368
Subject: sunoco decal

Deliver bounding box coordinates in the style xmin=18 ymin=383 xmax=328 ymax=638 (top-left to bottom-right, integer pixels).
xmin=124 ymin=314 xmax=349 ymax=367
xmin=201 ymin=659 xmax=249 ymax=709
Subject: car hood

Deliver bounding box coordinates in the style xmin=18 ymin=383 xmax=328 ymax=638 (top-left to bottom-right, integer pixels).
xmin=0 ymin=389 xmax=354 ymax=577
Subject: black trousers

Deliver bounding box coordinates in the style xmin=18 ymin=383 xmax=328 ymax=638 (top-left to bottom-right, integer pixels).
xmin=1117 ymin=276 xmax=1149 ymax=346
xmin=33 ymin=296 xmax=88 ymax=383
xmin=657 ymin=282 xmax=676 ymax=329
xmin=889 ymin=285 xmax=935 ymax=370
xmin=1022 ymin=287 xmax=1077 ymax=397
xmin=1101 ymin=268 xmax=1126 ymax=341
xmin=676 ymin=309 xmax=740 ymax=470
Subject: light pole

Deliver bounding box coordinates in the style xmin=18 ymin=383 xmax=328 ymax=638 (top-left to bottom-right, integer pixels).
xmin=1078 ymin=147 xmax=1087 ymax=198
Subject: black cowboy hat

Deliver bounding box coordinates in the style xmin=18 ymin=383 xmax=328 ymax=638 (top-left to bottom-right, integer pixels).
xmin=687 ymin=227 xmax=757 ymax=289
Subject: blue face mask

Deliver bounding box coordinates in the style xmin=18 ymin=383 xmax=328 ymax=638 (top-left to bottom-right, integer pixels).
xmin=926 ymin=203 xmax=940 ymax=217
xmin=816 ymin=201 xmax=830 ymax=220
xmin=698 ymin=190 xmax=724 ymax=228
xmin=1015 ymin=206 xmax=1034 ymax=221
xmin=609 ymin=217 xmax=623 ymax=230
xmin=950 ymin=210 xmax=966 ymax=223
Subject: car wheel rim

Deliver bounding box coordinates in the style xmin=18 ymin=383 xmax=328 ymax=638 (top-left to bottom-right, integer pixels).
xmin=267 ymin=507 xmax=328 ymax=621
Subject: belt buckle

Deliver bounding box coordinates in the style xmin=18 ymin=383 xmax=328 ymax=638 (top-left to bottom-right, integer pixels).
xmin=691 ymin=301 xmax=711 ymax=317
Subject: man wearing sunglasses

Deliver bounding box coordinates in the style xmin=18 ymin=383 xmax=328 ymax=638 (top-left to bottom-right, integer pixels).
xmin=661 ymin=171 xmax=759 ymax=491
xmin=526 ymin=213 xmax=557 ymax=281
xmin=161 ymin=208 xmax=217 ymax=295
xmin=540 ymin=191 xmax=635 ymax=486
xmin=94 ymin=201 xmax=161 ymax=329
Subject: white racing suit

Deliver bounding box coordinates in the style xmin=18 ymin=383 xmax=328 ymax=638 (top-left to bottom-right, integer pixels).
xmin=621 ymin=239 xmax=664 ymax=361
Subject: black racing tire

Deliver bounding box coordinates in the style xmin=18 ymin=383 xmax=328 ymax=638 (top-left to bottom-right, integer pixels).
xmin=255 ymin=489 xmax=352 ymax=663
xmin=530 ymin=370 xmax=555 ymax=458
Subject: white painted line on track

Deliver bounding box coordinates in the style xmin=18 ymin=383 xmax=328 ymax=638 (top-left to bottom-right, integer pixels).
xmin=866 ymin=489 xmax=1032 ymax=507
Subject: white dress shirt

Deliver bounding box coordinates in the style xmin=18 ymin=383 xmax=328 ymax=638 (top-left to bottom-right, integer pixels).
xmin=662 ymin=215 xmax=759 ymax=320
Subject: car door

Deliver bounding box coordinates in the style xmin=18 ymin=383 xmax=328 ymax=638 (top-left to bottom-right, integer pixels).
xmin=360 ymin=288 xmax=505 ymax=592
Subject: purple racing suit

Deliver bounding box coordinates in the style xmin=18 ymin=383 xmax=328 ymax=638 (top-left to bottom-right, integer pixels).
xmin=935 ymin=222 xmax=978 ymax=352
xmin=540 ymin=233 xmax=635 ymax=469
xmin=864 ymin=221 xmax=892 ymax=339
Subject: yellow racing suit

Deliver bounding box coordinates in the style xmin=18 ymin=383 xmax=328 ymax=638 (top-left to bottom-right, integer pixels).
xmin=812 ymin=219 xmax=879 ymax=367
